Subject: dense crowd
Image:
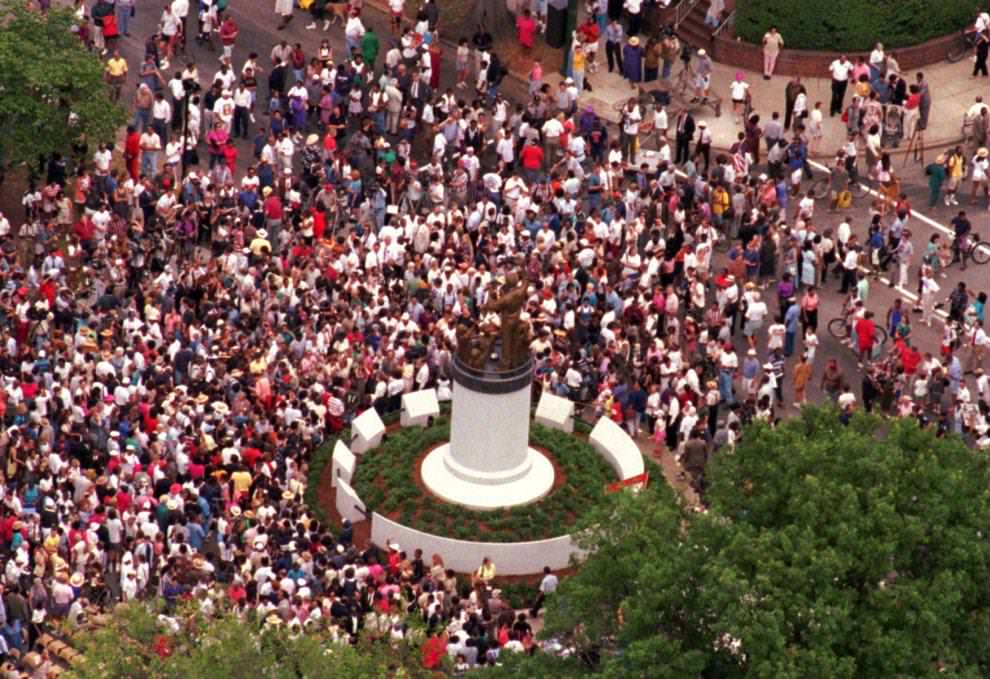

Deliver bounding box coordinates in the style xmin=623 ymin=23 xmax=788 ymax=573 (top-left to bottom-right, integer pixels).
xmin=1 ymin=0 xmax=989 ymax=674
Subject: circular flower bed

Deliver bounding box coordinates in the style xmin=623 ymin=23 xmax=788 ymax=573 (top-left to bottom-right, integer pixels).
xmin=736 ymin=0 xmax=981 ymax=52
xmin=351 ymin=417 xmax=617 ymax=542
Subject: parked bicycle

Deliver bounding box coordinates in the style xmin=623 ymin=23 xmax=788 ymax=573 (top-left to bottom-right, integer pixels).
xmin=947 ymin=28 xmax=982 ymax=63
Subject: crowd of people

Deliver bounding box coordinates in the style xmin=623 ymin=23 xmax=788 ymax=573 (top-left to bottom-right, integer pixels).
xmin=1 ymin=0 xmax=990 ymax=674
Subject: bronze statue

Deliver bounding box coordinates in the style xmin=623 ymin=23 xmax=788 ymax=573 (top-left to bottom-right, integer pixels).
xmin=485 ymin=271 xmax=531 ymax=370
xmin=455 ymin=323 xmax=494 ymax=370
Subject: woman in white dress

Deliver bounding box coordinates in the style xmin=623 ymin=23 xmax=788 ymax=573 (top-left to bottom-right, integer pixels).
xmin=808 ymin=101 xmax=824 ymax=154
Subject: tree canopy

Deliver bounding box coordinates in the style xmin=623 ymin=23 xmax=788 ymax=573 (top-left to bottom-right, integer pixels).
xmin=492 ymin=407 xmax=990 ymax=678
xmin=0 ymin=0 xmax=126 ymax=168
xmin=70 ymin=600 xmax=438 ymax=679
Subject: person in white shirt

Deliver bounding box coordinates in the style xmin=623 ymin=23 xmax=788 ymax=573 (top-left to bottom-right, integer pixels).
xmin=829 ymin=55 xmax=852 ymax=116
xmin=743 ymin=291 xmax=768 ymax=349
xmin=344 ymin=13 xmax=365 ymax=54
xmin=620 ymin=102 xmax=641 ymax=163
xmin=624 ymin=0 xmax=643 ymax=35
xmin=729 ymin=73 xmax=749 ymax=124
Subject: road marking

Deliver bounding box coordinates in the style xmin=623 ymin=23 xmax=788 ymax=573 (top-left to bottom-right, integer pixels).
xmin=807 ymin=158 xmax=990 ymax=258
xmin=672 ymin=164 xmax=950 ymax=324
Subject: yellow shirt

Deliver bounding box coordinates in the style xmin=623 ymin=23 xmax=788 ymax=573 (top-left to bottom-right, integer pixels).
xmin=476 ymin=562 xmax=496 ymax=581
xmin=948 ymin=154 xmax=965 ymax=178
xmin=106 ymin=57 xmax=128 ymax=77
xmin=231 ymin=470 xmax=253 ymax=494
xmin=249 ymin=236 xmax=271 ymax=256
xmin=572 ymin=49 xmax=586 ymax=72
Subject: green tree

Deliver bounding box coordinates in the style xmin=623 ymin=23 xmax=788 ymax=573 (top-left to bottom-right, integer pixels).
xmin=69 ymin=600 xmax=438 ymax=678
xmin=0 ymin=0 xmax=126 ymax=170
xmin=489 ymin=407 xmax=990 ymax=678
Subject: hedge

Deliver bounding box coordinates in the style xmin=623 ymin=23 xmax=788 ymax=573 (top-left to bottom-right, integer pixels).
xmin=735 ymin=0 xmax=983 ymax=52
xmin=350 ymin=417 xmax=618 ymax=543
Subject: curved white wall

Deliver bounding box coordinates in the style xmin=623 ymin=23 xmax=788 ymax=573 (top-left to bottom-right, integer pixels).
xmin=370 ymin=513 xmax=583 ymax=575
xmin=589 ymin=417 xmax=646 ymax=480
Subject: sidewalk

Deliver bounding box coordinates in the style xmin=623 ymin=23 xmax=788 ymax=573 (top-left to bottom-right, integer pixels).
xmin=366 ymin=0 xmax=974 ymax=156
xmin=535 ymin=54 xmax=975 ymax=158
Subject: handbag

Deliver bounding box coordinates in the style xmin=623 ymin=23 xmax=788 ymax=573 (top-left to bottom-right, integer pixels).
xmin=836 ymin=190 xmax=852 ymax=209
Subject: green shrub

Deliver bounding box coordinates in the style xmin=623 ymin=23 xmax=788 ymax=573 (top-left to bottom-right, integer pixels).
xmin=349 ymin=421 xmax=618 ymax=542
xmin=735 ymin=0 xmax=981 ymax=51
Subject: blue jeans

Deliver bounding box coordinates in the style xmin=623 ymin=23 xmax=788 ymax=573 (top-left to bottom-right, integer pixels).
xmin=718 ymin=369 xmax=735 ymax=404
xmin=784 ymin=331 xmax=796 ymax=357
xmin=133 ymin=108 xmax=151 ymax=131
xmin=117 ymin=5 xmax=131 ymax=35
xmin=141 ymin=151 xmax=158 ymax=177
xmin=372 ymin=111 xmax=386 ymax=135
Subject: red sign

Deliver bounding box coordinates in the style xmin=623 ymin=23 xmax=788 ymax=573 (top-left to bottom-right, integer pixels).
xmin=606 ymin=472 xmax=649 ymax=494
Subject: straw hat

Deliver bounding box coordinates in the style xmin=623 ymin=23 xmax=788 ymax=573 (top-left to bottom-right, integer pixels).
xmin=980 ymin=147 xmax=989 ymax=159
xmin=69 ymin=572 xmax=85 ymax=587
xmin=628 ymin=36 xmax=639 ymax=47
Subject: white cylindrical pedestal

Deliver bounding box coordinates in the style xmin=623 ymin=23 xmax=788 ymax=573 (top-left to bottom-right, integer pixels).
xmin=447 ymin=379 xmax=531 ymax=483
xmin=420 ymin=357 xmax=555 ymax=510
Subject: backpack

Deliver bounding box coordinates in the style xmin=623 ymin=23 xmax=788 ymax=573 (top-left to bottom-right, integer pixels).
xmin=836 ymin=190 xmax=853 ymax=209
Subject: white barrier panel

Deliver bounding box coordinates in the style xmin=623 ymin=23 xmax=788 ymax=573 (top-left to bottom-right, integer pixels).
xmin=350 ymin=408 xmax=385 ymax=454
xmin=336 ymin=479 xmax=367 ymax=524
xmin=370 ymin=513 xmax=583 ymax=576
xmin=589 ymin=417 xmax=646 ymax=481
xmin=331 ymin=440 xmax=356 ymax=488
xmin=400 ymin=389 xmax=440 ymax=428
xmin=534 ymin=392 xmax=575 ymax=433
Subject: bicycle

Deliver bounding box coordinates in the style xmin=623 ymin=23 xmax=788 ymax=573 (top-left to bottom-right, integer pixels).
xmin=951 ymin=233 xmax=990 ymax=266
xmin=810 ymin=165 xmax=871 ymax=201
xmin=947 ymin=28 xmax=981 ymax=63
xmin=827 ymin=315 xmax=889 ymax=347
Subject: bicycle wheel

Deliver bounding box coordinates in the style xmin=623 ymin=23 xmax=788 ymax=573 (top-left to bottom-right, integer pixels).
xmin=827 ymin=317 xmax=848 ymax=340
xmin=811 ymin=177 xmax=830 ymax=200
xmin=947 ymin=40 xmax=967 ymax=63
xmin=972 ymin=241 xmax=990 ymax=265
xmin=876 ymin=326 xmax=889 ymax=347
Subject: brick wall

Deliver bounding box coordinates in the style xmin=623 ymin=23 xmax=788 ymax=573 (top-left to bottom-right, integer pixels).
xmin=711 ymin=32 xmax=961 ymax=78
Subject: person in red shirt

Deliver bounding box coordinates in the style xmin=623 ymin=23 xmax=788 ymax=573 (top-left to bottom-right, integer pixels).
xmin=74 ymin=217 xmax=96 ymax=252
xmin=218 ymin=16 xmax=238 ymax=60
xmin=124 ymin=125 xmax=141 ymax=180
xmin=223 ymin=140 xmax=238 ymax=174
xmin=516 ymin=9 xmax=537 ymax=50
xmin=310 ymin=206 xmax=326 ymax=240
xmin=421 ymin=631 xmax=448 ymax=669
xmin=519 ymin=140 xmax=544 ymax=177
xmin=262 ymin=191 xmax=283 ymax=221
xmin=855 ymin=310 xmax=877 ymax=365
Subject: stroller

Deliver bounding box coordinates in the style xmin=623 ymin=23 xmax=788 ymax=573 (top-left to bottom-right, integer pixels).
xmin=881 ymin=105 xmax=904 ymax=148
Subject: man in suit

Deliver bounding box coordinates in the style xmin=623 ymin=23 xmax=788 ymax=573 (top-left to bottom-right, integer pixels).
xmin=674 ymin=109 xmax=695 ymax=165
xmin=405 ymin=69 xmax=432 ymax=114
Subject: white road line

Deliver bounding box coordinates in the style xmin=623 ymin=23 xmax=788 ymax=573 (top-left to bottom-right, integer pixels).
xmin=668 ymin=164 xmax=950 ymax=324
xmin=807 ymin=158 xmax=990 ymax=257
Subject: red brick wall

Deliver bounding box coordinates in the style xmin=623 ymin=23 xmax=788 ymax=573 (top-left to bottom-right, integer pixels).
xmin=711 ymin=32 xmax=961 ymax=77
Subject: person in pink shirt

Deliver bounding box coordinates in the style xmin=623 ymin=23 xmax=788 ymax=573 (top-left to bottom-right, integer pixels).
xmin=528 ymin=58 xmax=543 ymax=96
